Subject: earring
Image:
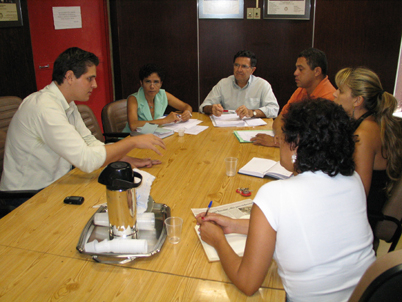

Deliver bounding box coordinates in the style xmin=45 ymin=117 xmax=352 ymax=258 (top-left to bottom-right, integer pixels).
xmin=352 ymin=107 xmax=355 ymax=119
xmin=292 ymin=154 xmax=297 ymax=164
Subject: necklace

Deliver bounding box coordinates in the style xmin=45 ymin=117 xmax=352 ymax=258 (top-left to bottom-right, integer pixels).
xmin=148 ymin=103 xmax=154 ymax=109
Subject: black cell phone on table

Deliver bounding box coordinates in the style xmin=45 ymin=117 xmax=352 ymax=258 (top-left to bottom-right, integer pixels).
xmin=64 ymin=196 xmax=84 ymax=205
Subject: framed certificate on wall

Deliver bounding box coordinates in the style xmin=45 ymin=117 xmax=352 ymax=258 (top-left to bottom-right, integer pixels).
xmin=263 ymin=0 xmax=311 ymax=20
xmin=0 ymin=0 xmax=23 ymax=28
xmin=199 ymin=0 xmax=244 ymax=19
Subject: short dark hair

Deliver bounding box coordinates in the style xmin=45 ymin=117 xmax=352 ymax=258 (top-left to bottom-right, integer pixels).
xmin=282 ymin=98 xmax=356 ymax=176
xmin=139 ymin=63 xmax=166 ymax=82
xmin=298 ymin=48 xmax=328 ymax=77
xmin=52 ymin=47 xmax=99 ymax=85
xmin=233 ymin=50 xmax=257 ymax=67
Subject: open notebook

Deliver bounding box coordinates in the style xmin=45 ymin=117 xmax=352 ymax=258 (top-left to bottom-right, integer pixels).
xmin=238 ymin=157 xmax=293 ymax=179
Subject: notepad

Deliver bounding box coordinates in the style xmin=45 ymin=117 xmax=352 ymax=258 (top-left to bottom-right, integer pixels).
xmin=192 ymin=199 xmax=253 ymax=262
xmin=238 ymin=157 xmax=293 ymax=179
xmin=234 ymin=130 xmax=274 ymax=143
xmin=194 ymin=225 xmax=247 ymax=262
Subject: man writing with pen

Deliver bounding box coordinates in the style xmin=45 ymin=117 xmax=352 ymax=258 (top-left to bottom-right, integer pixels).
xmin=199 ymin=50 xmax=279 ymax=119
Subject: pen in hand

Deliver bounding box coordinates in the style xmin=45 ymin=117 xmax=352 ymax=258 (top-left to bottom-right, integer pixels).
xmin=204 ymin=201 xmax=213 ymax=217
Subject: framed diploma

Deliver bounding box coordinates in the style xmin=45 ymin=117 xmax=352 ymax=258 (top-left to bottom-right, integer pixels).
xmin=199 ymin=0 xmax=244 ymax=19
xmin=263 ymin=0 xmax=311 ymax=20
xmin=0 ymin=0 xmax=23 ymax=28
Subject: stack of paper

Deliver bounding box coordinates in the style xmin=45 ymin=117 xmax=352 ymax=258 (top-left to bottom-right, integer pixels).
xmin=163 ymin=119 xmax=208 ymax=135
xmin=210 ymin=113 xmax=267 ymax=127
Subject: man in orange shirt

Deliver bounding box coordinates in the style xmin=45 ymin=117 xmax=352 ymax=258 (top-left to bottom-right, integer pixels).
xmin=251 ymin=48 xmax=336 ymax=147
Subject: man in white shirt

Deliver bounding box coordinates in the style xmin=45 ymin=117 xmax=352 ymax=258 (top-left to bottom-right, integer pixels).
xmin=0 ymin=47 xmax=165 ymax=195
xmin=199 ymin=50 xmax=279 ymax=119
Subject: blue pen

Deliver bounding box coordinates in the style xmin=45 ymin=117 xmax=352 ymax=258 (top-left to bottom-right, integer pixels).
xmin=205 ymin=201 xmax=213 ymax=217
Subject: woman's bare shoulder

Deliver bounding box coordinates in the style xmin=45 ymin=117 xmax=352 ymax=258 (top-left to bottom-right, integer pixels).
xmin=355 ymin=118 xmax=381 ymax=147
xmin=127 ymin=94 xmax=138 ymax=103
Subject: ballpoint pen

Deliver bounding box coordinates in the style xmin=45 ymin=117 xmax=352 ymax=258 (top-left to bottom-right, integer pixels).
xmin=175 ymin=114 xmax=182 ymax=123
xmin=205 ymin=200 xmax=213 ymax=217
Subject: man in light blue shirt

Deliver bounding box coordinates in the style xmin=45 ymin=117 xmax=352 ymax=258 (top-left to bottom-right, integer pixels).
xmin=199 ymin=50 xmax=279 ymax=119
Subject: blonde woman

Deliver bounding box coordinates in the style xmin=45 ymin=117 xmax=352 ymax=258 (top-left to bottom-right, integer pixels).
xmin=333 ymin=67 xmax=402 ymax=230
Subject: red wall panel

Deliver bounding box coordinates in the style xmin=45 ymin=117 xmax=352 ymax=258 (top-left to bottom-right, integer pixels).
xmin=27 ymin=0 xmax=112 ymax=126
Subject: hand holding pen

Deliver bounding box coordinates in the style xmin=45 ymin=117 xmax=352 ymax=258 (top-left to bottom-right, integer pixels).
xmin=204 ymin=200 xmax=213 ymax=217
xmin=165 ymin=111 xmax=181 ymax=123
xmin=212 ymin=104 xmax=224 ymax=116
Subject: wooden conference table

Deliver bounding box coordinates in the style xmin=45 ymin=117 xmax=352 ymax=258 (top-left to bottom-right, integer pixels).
xmin=0 ymin=113 xmax=285 ymax=301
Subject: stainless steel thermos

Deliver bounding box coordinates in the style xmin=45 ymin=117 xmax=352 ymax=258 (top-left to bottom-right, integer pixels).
xmin=98 ymin=162 xmax=142 ymax=240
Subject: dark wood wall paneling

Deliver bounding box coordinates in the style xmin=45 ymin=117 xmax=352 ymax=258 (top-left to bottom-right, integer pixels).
xmin=315 ymin=0 xmax=402 ymax=93
xmin=108 ymin=0 xmax=402 ymax=112
xmin=199 ymin=0 xmax=314 ymax=108
xmin=110 ymin=0 xmax=198 ymax=112
xmin=0 ymin=0 xmax=36 ymax=98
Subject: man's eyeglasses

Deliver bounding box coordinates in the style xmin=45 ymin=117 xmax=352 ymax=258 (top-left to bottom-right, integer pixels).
xmin=233 ymin=63 xmax=251 ymax=70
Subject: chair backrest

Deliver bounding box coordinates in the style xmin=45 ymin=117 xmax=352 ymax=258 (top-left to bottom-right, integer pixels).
xmin=348 ymin=249 xmax=402 ymax=302
xmin=0 ymin=96 xmax=22 ymax=133
xmin=101 ymin=99 xmax=127 ymax=133
xmin=77 ymin=104 xmax=104 ymax=142
xmin=374 ymin=175 xmax=402 ymax=251
xmin=0 ymin=96 xmax=22 ymax=178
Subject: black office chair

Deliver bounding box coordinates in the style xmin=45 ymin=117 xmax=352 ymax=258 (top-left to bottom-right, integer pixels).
xmin=369 ymin=174 xmax=402 ymax=253
xmin=348 ymin=249 xmax=402 ymax=301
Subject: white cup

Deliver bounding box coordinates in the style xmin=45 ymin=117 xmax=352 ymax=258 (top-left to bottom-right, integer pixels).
xmin=225 ymin=157 xmax=238 ymax=177
xmin=178 ymin=128 xmax=185 ymax=137
xmin=164 ymin=217 xmax=183 ymax=244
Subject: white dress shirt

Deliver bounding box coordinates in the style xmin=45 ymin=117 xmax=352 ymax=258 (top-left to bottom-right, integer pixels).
xmin=199 ymin=75 xmax=279 ymax=118
xmin=0 ymin=82 xmax=106 ymax=191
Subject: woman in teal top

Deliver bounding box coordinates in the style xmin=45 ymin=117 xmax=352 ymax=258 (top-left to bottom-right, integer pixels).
xmin=123 ymin=64 xmax=193 ymax=132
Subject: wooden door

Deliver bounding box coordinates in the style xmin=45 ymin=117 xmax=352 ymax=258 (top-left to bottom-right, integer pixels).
xmin=27 ymin=0 xmax=112 ymax=125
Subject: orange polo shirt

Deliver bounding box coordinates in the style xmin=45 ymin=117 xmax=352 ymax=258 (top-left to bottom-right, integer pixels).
xmin=281 ymin=76 xmax=336 ymax=115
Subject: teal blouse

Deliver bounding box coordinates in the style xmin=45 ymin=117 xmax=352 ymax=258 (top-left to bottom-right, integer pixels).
xmin=123 ymin=87 xmax=168 ymax=133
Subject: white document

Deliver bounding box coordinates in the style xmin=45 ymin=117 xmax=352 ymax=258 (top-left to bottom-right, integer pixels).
xmin=184 ymin=125 xmax=208 ymax=135
xmin=192 ymin=199 xmax=253 ymax=262
xmin=235 ymin=130 xmax=274 ymax=142
xmin=163 ymin=119 xmax=202 ymax=131
xmin=53 ymin=6 xmax=82 ymax=30
xmin=210 ymin=114 xmax=267 ymax=127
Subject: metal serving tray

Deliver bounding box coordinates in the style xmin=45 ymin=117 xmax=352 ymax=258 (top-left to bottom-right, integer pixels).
xmin=76 ymin=197 xmax=170 ymax=264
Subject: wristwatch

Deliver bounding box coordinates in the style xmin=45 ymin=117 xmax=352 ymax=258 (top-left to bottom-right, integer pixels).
xmin=253 ymin=110 xmax=257 ymax=117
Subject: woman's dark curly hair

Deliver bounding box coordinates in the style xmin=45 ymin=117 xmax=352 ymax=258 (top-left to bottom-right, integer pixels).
xmin=282 ymin=98 xmax=356 ymax=176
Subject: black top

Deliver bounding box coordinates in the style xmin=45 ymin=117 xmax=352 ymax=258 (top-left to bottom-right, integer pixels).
xmin=354 ymin=111 xmax=389 ymax=231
